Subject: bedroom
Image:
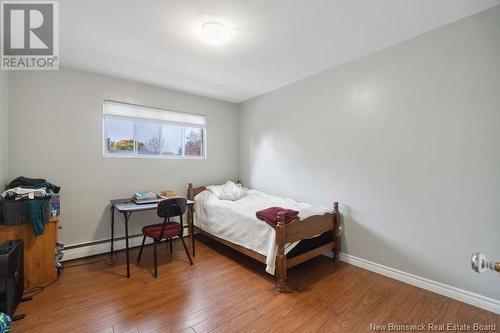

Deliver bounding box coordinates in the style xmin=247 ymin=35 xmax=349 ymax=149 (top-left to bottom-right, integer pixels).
xmin=0 ymin=0 xmax=499 ymax=332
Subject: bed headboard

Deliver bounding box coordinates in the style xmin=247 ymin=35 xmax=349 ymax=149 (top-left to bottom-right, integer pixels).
xmin=187 ymin=180 xmax=242 ymax=200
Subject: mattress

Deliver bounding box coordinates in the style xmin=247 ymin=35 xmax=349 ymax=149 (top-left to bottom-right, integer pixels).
xmin=193 ymin=188 xmax=330 ymax=275
xmin=286 ymin=231 xmax=332 ymax=258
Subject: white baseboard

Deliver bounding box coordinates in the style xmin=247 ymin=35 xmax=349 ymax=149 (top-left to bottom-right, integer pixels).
xmin=338 ymin=252 xmax=500 ymax=315
xmin=63 ymin=240 xmax=499 ymax=314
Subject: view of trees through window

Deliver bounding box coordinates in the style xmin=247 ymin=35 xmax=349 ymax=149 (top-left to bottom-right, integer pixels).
xmin=105 ymin=117 xmax=204 ymax=158
xmin=184 ymin=127 xmax=203 ymax=156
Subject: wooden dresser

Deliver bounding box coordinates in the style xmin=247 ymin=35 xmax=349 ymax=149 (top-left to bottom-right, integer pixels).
xmin=0 ymin=216 xmax=59 ymax=287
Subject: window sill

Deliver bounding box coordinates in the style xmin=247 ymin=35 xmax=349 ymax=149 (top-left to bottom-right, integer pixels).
xmin=103 ymin=154 xmax=206 ymax=160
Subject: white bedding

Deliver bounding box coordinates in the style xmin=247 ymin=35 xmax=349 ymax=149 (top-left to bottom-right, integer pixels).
xmin=194 ymin=188 xmax=329 ymax=275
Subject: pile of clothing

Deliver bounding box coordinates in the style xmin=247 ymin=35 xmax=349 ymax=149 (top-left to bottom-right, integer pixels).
xmin=55 ymin=241 xmax=64 ymax=269
xmin=0 ymin=312 xmax=11 ymax=333
xmin=1 ymin=187 xmax=50 ymax=200
xmin=0 ymin=177 xmax=60 ymax=235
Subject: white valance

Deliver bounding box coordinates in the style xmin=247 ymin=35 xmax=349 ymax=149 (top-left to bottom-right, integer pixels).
xmin=103 ymin=101 xmax=206 ymax=126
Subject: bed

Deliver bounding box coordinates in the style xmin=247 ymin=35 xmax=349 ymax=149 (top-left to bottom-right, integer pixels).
xmin=187 ymin=182 xmax=342 ymax=292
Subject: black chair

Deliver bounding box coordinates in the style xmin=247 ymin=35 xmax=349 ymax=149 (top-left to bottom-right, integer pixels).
xmin=137 ymin=198 xmax=193 ymax=277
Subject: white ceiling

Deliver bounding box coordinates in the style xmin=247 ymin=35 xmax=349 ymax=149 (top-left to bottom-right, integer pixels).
xmin=60 ymin=0 xmax=500 ymax=103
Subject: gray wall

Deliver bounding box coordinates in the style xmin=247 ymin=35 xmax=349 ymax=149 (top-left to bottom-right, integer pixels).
xmin=0 ymin=71 xmax=7 ymax=188
xmin=8 ymin=67 xmax=238 ymax=246
xmin=238 ymin=7 xmax=500 ymax=300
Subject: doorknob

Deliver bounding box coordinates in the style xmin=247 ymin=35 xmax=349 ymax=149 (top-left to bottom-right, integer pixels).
xmin=471 ymin=253 xmax=500 ymax=275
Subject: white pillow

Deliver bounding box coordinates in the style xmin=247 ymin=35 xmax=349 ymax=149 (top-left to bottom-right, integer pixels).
xmin=206 ymin=181 xmax=245 ymax=201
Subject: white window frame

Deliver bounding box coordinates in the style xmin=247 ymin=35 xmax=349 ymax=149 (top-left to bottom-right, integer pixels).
xmin=102 ymin=101 xmax=207 ymax=159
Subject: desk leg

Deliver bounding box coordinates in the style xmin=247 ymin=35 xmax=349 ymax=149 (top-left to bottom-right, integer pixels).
xmin=189 ymin=205 xmax=195 ymax=257
xmin=110 ymin=205 xmax=115 ymax=256
xmin=124 ymin=212 xmax=131 ymax=278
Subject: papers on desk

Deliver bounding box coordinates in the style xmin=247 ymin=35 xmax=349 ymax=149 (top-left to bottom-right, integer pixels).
xmin=133 ymin=190 xmax=180 ymax=205
xmin=132 ymin=198 xmax=163 ymax=205
xmin=134 ymin=191 xmax=157 ymax=201
xmin=134 ymin=191 xmax=163 ymax=204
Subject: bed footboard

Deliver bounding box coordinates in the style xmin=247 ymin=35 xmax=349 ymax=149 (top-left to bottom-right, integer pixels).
xmin=275 ymin=201 xmax=341 ymax=292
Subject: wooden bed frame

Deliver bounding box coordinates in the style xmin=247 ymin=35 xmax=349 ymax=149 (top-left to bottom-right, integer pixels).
xmin=187 ymin=182 xmax=342 ymax=292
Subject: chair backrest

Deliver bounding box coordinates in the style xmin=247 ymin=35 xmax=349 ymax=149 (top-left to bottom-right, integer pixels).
xmin=157 ymin=198 xmax=187 ymax=218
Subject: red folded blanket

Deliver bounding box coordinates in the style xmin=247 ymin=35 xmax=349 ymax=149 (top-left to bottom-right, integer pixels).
xmin=256 ymin=207 xmax=299 ymax=228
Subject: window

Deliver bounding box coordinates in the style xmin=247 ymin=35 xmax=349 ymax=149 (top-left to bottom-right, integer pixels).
xmin=103 ymin=101 xmax=206 ymax=158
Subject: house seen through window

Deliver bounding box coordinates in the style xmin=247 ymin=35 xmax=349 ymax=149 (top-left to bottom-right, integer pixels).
xmin=103 ymin=101 xmax=206 ymax=158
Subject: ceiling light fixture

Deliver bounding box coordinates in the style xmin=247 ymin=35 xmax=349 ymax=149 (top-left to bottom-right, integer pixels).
xmin=197 ymin=22 xmax=233 ymax=46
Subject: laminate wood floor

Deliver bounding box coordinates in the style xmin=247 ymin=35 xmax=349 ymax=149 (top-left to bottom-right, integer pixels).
xmin=14 ymin=236 xmax=499 ymax=333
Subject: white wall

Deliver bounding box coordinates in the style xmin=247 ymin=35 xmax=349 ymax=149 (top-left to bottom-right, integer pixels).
xmin=238 ymin=6 xmax=500 ymax=300
xmin=8 ymin=67 xmax=238 ymax=246
xmin=0 ymin=71 xmax=7 ymax=188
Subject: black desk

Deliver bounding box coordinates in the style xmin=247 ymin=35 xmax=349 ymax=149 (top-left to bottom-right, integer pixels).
xmin=109 ymin=198 xmax=195 ymax=278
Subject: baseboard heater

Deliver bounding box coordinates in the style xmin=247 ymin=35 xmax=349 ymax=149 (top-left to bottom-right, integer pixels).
xmin=62 ymin=231 xmax=201 ymax=262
